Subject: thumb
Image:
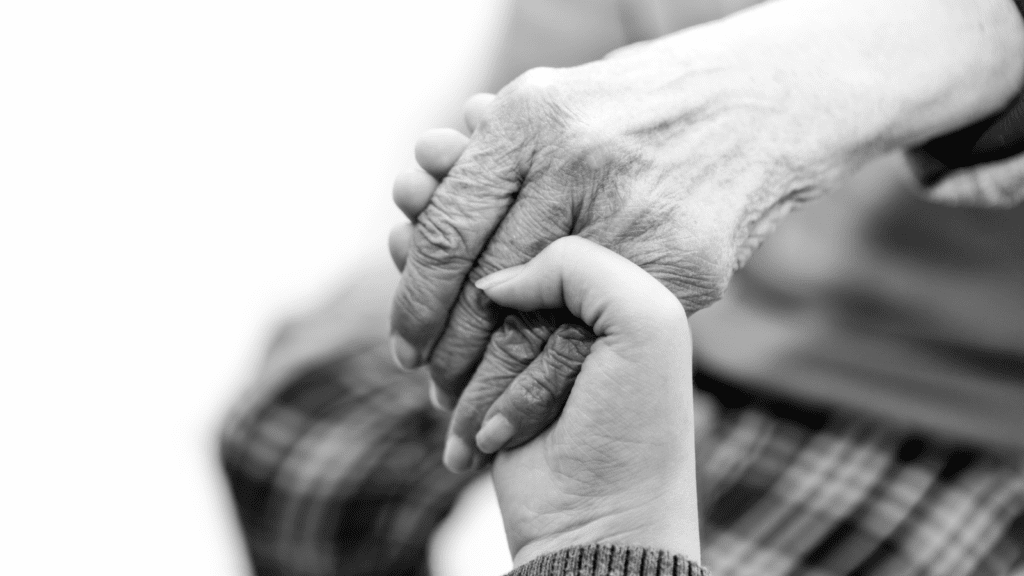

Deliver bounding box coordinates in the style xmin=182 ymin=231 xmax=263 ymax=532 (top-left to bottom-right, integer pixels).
xmin=475 ymin=236 xmax=686 ymax=339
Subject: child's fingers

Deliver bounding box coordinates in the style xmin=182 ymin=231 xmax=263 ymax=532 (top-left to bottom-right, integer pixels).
xmin=388 ymin=222 xmax=414 ymax=271
xmin=392 ymin=166 xmax=438 ymax=221
xmin=463 ymin=93 xmax=496 ymax=133
xmin=476 ymin=237 xmax=685 ymax=339
xmin=413 ymin=128 xmax=469 ymax=179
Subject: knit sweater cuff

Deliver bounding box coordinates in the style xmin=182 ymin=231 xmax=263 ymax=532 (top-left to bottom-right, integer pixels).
xmin=505 ymin=544 xmax=709 ymax=576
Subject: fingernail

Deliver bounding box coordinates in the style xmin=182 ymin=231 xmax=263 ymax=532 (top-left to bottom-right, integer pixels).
xmin=476 ymin=414 xmax=515 ymax=454
xmin=429 ymin=381 xmax=454 ymax=412
xmin=443 ymin=436 xmax=474 ymax=473
xmin=475 ymin=265 xmax=525 ymax=291
xmin=389 ymin=335 xmax=420 ymax=371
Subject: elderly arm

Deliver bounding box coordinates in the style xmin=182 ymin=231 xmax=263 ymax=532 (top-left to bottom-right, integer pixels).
xmin=389 ymin=0 xmax=1024 ymax=473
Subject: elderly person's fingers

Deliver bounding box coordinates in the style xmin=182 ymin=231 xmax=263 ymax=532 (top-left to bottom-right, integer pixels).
xmin=392 ymin=129 xmax=470 ymax=223
xmin=441 ymin=237 xmax=685 ymax=471
xmin=425 ymin=172 xmax=575 ymax=396
xmin=413 ymin=128 xmax=469 ymax=179
xmin=390 ymin=114 xmax=528 ymax=370
xmin=463 ymin=93 xmax=496 ymax=133
xmin=443 ymin=317 xmax=589 ymax=472
xmin=392 ymin=167 xmax=439 ymax=222
xmin=392 ymin=94 xmax=492 ymax=225
xmin=472 ymin=323 xmax=591 ymax=457
xmin=438 ymin=311 xmax=552 ymax=467
xmin=388 ymin=222 xmax=414 ymax=271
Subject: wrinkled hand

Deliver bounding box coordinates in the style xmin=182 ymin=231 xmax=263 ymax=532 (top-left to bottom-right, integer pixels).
xmin=477 ymin=237 xmax=699 ymax=567
xmin=390 ymin=30 xmax=846 ymax=472
xmin=389 ymin=0 xmax=1024 ymax=472
xmin=390 ymin=32 xmax=842 ymax=472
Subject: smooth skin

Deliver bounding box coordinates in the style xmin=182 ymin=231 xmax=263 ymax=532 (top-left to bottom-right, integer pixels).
xmin=479 ymin=237 xmax=698 ymax=568
xmin=390 ymin=0 xmax=1024 ymax=473
xmin=393 ymin=202 xmax=700 ymax=566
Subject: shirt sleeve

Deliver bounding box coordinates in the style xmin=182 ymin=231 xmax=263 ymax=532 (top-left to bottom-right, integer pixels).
xmin=906 ymin=0 xmax=1024 ymax=207
xmin=505 ymin=544 xmax=709 ymax=576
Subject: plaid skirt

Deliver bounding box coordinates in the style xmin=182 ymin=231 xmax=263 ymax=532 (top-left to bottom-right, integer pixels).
xmin=220 ymin=341 xmax=1024 ymax=576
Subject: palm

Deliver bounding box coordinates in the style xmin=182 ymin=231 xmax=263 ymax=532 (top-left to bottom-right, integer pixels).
xmin=491 ymin=337 xmax=695 ymax=563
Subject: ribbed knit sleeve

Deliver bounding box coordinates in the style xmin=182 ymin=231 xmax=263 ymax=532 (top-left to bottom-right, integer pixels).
xmin=505 ymin=544 xmax=709 ymax=576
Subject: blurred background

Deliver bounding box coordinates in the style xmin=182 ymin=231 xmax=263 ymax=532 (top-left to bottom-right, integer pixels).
xmin=9 ymin=1 xmax=1022 ymax=575
xmin=0 ymin=1 xmax=509 ymax=573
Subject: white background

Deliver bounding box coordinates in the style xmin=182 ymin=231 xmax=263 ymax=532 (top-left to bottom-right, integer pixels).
xmin=0 ymin=1 xmax=509 ymax=573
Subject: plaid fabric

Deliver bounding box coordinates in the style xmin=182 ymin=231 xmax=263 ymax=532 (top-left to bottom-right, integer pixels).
xmin=221 ymin=341 xmax=1024 ymax=576
xmin=221 ymin=341 xmax=476 ymax=576
xmin=695 ymin=376 xmax=1024 ymax=576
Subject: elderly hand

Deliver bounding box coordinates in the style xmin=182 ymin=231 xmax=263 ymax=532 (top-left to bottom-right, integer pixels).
xmin=477 ymin=237 xmax=698 ymax=567
xmin=389 ymin=0 xmax=1024 ymax=472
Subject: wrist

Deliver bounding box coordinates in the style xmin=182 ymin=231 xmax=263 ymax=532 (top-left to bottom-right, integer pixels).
xmin=667 ymin=0 xmax=1024 ymax=160
xmin=506 ymin=470 xmax=701 ymax=568
xmin=512 ymin=504 xmax=701 ymax=569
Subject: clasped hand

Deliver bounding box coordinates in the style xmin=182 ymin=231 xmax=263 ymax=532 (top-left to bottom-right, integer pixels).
xmin=461 ymin=237 xmax=700 ymax=567
xmin=388 ymin=33 xmax=825 ymax=471
xmin=387 ymin=0 xmax=1022 ymax=473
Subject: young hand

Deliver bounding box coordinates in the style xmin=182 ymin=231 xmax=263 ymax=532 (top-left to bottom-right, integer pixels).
xmin=475 ymin=236 xmax=699 ymax=567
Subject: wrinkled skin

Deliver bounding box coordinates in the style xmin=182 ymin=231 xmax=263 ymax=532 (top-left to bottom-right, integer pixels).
xmin=390 ymin=44 xmax=845 ymax=470
xmin=388 ymin=0 xmax=1024 ymax=471
xmin=478 ymin=238 xmax=699 ymax=566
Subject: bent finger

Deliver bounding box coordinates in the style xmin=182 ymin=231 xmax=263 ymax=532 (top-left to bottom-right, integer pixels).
xmin=414 ymin=128 xmax=470 ymax=179
xmin=390 ymin=132 xmax=525 ymax=369
xmin=441 ymin=311 xmax=561 ymax=472
xmin=424 ymin=178 xmax=572 ymax=405
xmin=392 ymin=167 xmax=439 ymax=222
xmin=473 ymin=323 xmax=592 ymax=456
xmin=388 ymin=222 xmax=414 ymax=271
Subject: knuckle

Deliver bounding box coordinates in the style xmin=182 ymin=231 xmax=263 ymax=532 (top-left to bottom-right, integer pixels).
xmin=444 ymin=313 xmax=553 ymax=399
xmin=474 ymin=224 xmax=557 ymax=277
xmin=497 ymin=67 xmax=573 ymax=136
xmin=429 ymin=295 xmax=555 ymax=393
xmin=551 ymin=324 xmax=594 ymax=359
xmin=507 ymin=67 xmax=561 ymax=102
xmin=543 ymin=335 xmax=587 ymax=378
xmin=413 ymin=208 xmax=473 ymax=268
xmin=444 ymin=140 xmax=522 ymax=190
xmin=488 ymin=314 xmax=551 ymax=369
xmin=508 ymin=327 xmax=589 ymax=419
xmin=510 ymin=372 xmax=560 ymax=418
xmin=391 ymin=283 xmax=437 ymax=336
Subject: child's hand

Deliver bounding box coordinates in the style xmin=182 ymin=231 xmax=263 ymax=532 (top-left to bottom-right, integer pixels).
xmin=475 ymin=237 xmax=700 ymax=568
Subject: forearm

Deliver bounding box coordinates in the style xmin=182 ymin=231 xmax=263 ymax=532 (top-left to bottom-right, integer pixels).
xmin=661 ymin=0 xmax=1024 ymax=160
